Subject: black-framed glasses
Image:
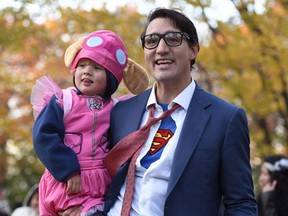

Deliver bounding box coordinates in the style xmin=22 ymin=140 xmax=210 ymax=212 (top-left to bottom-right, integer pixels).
xmin=141 ymin=31 xmax=190 ymax=49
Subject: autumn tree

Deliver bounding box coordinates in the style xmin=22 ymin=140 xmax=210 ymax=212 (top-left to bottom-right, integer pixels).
xmin=1 ymin=0 xmax=287 ymax=209
xmin=0 ymin=0 xmax=146 ymax=208
xmin=185 ymin=0 xmax=288 ymax=161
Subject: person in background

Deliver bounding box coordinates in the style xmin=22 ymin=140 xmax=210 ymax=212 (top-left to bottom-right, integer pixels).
xmin=31 ymin=30 xmax=148 ymax=216
xmin=11 ymin=184 xmax=39 ymax=216
xmin=258 ymin=154 xmax=288 ymax=216
xmin=0 ymin=184 xmax=11 ymax=216
xmin=23 ymin=184 xmax=39 ymax=215
xmin=103 ymin=7 xmax=257 ymax=216
xmin=11 ymin=206 xmax=38 ymax=216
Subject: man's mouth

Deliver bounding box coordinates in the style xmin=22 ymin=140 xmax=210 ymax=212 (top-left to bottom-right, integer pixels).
xmin=155 ymin=59 xmax=174 ymax=65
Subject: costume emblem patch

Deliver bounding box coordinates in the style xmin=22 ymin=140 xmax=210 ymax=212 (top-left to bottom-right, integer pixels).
xmin=87 ymin=98 xmax=103 ymax=110
xmin=149 ymin=129 xmax=173 ymax=154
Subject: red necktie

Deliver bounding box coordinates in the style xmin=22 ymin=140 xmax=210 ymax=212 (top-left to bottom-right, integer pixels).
xmin=103 ymin=103 xmax=180 ymax=216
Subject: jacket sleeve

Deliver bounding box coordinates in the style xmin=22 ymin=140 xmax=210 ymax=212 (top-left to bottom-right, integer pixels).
xmin=32 ymin=95 xmax=80 ymax=182
xmin=221 ymin=108 xmax=258 ymax=215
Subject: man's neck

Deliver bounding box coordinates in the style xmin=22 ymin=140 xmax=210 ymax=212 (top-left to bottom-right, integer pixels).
xmin=154 ymin=77 xmax=192 ymax=104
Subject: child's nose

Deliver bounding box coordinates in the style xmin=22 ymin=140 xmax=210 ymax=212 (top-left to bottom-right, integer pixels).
xmin=83 ymin=66 xmax=93 ymax=75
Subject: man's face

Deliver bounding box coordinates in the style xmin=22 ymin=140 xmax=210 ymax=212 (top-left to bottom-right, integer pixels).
xmin=143 ymin=18 xmax=198 ymax=86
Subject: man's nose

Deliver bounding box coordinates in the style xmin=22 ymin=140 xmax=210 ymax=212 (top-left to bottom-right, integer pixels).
xmin=156 ymin=38 xmax=169 ymax=53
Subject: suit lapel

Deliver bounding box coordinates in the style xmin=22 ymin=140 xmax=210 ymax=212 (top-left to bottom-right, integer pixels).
xmin=119 ymin=90 xmax=151 ymax=134
xmin=130 ymin=90 xmax=151 ymax=130
xmin=110 ymin=90 xmax=151 ymax=189
xmin=167 ymin=85 xmax=212 ymax=195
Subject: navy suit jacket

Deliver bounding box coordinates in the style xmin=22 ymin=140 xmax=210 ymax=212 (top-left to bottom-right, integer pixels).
xmin=104 ymin=83 xmax=257 ymax=215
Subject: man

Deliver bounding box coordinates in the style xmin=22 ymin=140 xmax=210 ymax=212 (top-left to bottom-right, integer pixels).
xmin=104 ymin=8 xmax=257 ymax=216
xmin=64 ymin=8 xmax=257 ymax=216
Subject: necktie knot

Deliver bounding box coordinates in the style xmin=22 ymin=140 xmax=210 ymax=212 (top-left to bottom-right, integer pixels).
xmin=142 ymin=116 xmax=159 ymax=129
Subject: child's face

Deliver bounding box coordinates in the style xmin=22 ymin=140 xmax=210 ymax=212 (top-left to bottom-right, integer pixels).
xmin=74 ymin=58 xmax=107 ymax=96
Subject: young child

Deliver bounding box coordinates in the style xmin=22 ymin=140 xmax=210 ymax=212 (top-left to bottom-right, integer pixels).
xmin=31 ymin=30 xmax=148 ymax=216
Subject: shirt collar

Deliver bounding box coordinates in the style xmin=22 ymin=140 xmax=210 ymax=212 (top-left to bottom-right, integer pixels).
xmin=146 ymin=79 xmax=196 ymax=111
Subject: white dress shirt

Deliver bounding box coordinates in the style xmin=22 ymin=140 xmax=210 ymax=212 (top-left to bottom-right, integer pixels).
xmin=108 ymin=79 xmax=196 ymax=216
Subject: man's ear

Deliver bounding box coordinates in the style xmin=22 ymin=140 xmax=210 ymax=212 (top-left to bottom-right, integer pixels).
xmin=190 ymin=44 xmax=200 ymax=58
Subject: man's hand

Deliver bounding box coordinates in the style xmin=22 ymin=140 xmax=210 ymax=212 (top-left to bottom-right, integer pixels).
xmin=66 ymin=174 xmax=82 ymax=195
xmin=262 ymin=180 xmax=277 ymax=193
xmin=58 ymin=205 xmax=82 ymax=216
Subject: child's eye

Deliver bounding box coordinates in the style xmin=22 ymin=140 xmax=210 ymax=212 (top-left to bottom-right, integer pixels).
xmin=94 ymin=66 xmax=104 ymax=71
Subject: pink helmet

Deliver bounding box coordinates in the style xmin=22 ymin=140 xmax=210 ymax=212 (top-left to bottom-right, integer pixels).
xmin=71 ymin=30 xmax=128 ymax=83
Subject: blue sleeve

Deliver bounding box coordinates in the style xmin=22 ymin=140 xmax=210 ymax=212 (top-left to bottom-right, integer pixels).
xmin=32 ymin=95 xmax=80 ymax=182
xmin=221 ymin=108 xmax=258 ymax=215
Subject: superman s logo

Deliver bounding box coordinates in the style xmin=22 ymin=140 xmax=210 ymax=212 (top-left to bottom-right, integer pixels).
xmin=149 ymin=129 xmax=174 ymax=154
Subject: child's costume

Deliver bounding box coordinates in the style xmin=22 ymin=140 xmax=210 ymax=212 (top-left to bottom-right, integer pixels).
xmin=31 ymin=30 xmax=149 ymax=216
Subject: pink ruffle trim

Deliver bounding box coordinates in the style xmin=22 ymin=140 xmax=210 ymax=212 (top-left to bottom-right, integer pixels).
xmin=30 ymin=76 xmax=62 ymax=120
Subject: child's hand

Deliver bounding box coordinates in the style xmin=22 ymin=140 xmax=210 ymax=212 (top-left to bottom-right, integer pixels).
xmin=66 ymin=174 xmax=82 ymax=195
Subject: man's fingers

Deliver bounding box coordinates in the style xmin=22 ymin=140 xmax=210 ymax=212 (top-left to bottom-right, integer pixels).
xmin=60 ymin=206 xmax=81 ymax=216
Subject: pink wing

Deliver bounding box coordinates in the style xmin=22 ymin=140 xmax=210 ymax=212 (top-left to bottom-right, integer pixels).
xmin=30 ymin=76 xmax=63 ymax=120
